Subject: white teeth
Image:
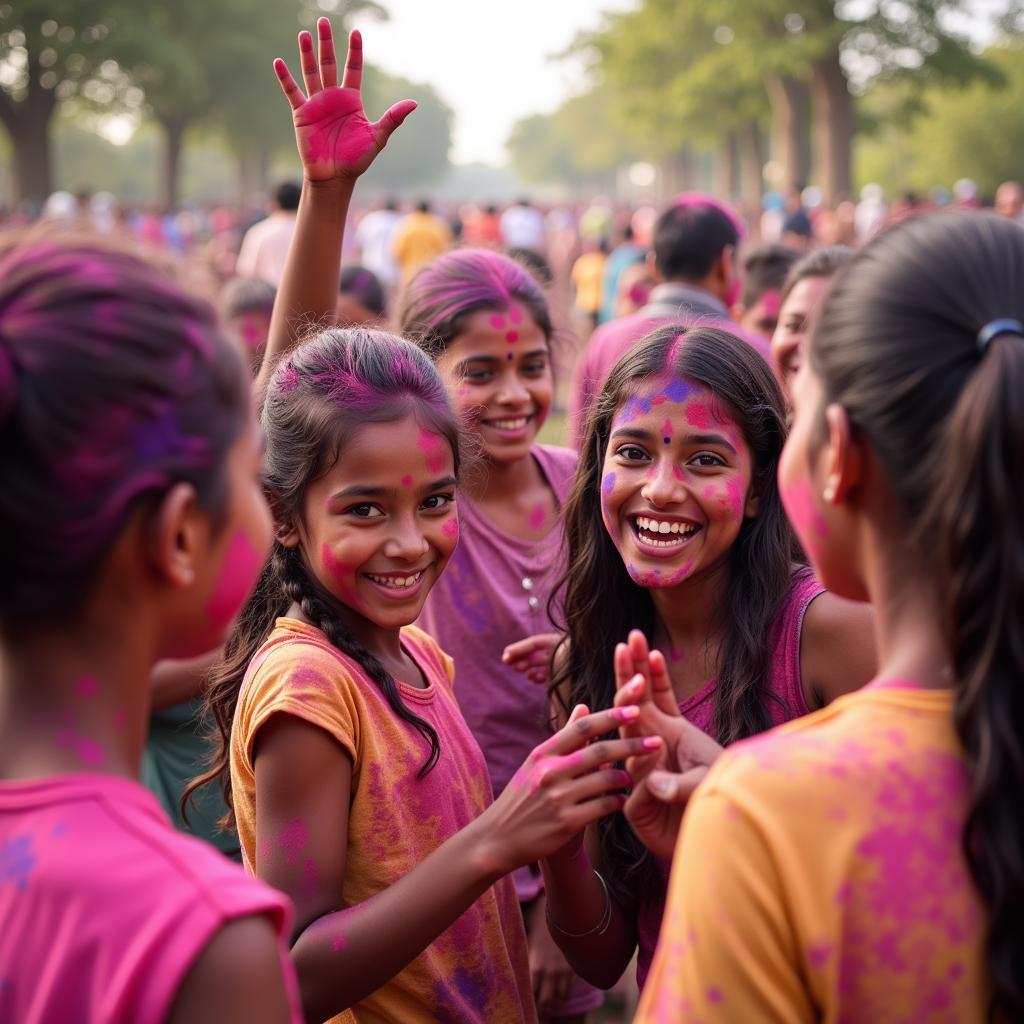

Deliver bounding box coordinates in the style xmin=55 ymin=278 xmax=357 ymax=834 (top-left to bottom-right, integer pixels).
xmin=634 ymin=517 xmax=699 ymax=545
xmin=489 ymin=417 xmax=528 ymax=430
xmin=366 ymin=572 xmax=423 ymax=590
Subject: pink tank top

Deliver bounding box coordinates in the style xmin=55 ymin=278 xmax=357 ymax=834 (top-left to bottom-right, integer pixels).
xmin=634 ymin=566 xmax=825 ymax=989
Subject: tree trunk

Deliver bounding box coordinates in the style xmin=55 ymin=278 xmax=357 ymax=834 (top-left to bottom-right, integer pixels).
xmin=811 ymin=47 xmax=854 ymax=203
xmin=662 ymin=148 xmax=696 ymax=195
xmin=158 ymin=116 xmax=187 ymax=210
xmin=737 ymin=120 xmax=764 ymax=212
xmin=765 ymin=74 xmax=810 ymax=190
xmin=234 ymin=147 xmax=271 ymax=206
xmin=0 ymin=56 xmax=57 ymax=205
xmin=714 ymin=132 xmax=738 ymax=199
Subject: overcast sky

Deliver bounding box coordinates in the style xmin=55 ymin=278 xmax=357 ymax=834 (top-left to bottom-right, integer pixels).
xmin=349 ymin=0 xmax=635 ymax=166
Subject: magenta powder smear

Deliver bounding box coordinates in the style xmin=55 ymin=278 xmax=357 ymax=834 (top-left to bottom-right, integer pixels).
xmin=206 ymin=531 xmax=264 ymax=629
xmin=418 ymin=429 xmax=448 ymax=474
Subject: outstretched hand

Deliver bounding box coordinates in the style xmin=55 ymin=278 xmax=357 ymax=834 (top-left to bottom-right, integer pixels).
xmin=274 ymin=19 xmax=417 ymax=183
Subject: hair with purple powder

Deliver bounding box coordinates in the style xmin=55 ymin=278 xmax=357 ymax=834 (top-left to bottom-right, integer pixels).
xmin=397 ymin=248 xmax=553 ymax=359
xmin=193 ymin=328 xmax=461 ymax=824
xmin=0 ymin=232 xmax=246 ymax=627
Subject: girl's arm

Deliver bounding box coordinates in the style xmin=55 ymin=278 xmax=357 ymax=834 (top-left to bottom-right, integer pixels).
xmin=800 ymin=592 xmax=877 ymax=708
xmin=253 ymin=705 xmax=657 ymax=1023
xmin=150 ymin=648 xmax=222 ymax=711
xmin=253 ymin=20 xmax=415 ymax=403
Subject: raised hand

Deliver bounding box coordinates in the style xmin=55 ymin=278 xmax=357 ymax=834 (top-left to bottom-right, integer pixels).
xmin=273 ymin=18 xmax=417 ymax=183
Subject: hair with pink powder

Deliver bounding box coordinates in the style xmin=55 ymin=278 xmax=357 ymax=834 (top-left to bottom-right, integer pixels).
xmin=0 ymin=233 xmax=246 ymax=626
xmin=397 ymin=248 xmax=553 ymax=359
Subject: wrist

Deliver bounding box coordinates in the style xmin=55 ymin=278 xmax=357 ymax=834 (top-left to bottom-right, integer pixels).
xmin=301 ymin=175 xmax=356 ymax=200
xmin=460 ymin=812 xmax=513 ymax=886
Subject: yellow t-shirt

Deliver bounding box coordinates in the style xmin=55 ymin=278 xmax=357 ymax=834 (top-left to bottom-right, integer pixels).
xmin=392 ymin=212 xmax=452 ymax=279
xmin=570 ymin=252 xmax=606 ymax=314
xmin=231 ymin=618 xmax=536 ymax=1024
xmin=636 ymin=681 xmax=990 ymax=1023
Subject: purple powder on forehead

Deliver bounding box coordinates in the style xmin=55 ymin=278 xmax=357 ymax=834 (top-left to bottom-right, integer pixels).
xmin=662 ymin=376 xmax=693 ymax=404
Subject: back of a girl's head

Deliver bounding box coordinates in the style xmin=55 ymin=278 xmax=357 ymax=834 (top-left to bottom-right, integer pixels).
xmin=339 ymin=265 xmax=386 ymax=318
xmin=397 ymin=247 xmax=552 ymax=359
xmin=0 ymin=233 xmax=245 ymax=629
xmin=262 ymin=328 xmax=459 ymax=514
xmin=810 ymin=211 xmax=1024 ymax=1017
xmin=221 ymin=276 xmax=276 ymax=321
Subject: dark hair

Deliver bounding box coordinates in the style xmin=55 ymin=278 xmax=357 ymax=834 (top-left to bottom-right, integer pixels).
xmin=398 ymin=248 xmax=553 ymax=357
xmin=506 ymin=246 xmax=553 ymax=288
xmin=193 ymin=329 xmax=462 ymax=827
xmin=339 ymin=264 xmax=386 ymax=317
xmin=808 ymin=211 xmax=1024 ymax=1019
xmin=780 ymin=245 xmax=854 ymax=303
xmin=0 ymin=232 xmax=245 ymax=629
xmin=221 ymin=276 xmax=276 ymax=320
xmin=653 ymin=199 xmax=740 ymax=281
xmin=416 ymin=199 xmax=431 ymax=214
xmin=551 ymin=324 xmax=793 ymax=909
xmin=274 ymin=181 xmax=301 ymax=212
xmin=741 ymin=243 xmax=801 ymax=308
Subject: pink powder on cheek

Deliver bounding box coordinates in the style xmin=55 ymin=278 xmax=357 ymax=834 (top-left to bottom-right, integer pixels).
xmin=672 ymin=464 xmax=684 ymax=482
xmin=206 ymin=531 xmax=265 ymax=629
xmin=320 ymin=543 xmax=363 ymax=610
xmin=418 ymin=429 xmax=448 ymax=474
xmin=779 ymin=477 xmax=829 ymax=558
xmin=442 ymin=518 xmax=459 ymax=539
xmin=725 ymin=476 xmax=746 ymax=520
xmin=600 ymin=472 xmax=619 ymax=540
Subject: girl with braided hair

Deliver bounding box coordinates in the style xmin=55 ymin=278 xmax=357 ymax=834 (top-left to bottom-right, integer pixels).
xmin=190 ymin=20 xmax=659 ymax=1024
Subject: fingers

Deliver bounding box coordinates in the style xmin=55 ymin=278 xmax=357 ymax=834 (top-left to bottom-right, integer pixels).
xmin=613 ymin=641 xmax=636 ymax=693
xmin=273 ymin=58 xmax=305 ymax=111
xmin=372 ymin=99 xmax=417 ymax=148
xmin=502 ymin=632 xmax=560 ymax=664
xmin=298 ymin=30 xmax=321 ymax=97
xmin=646 ymin=766 xmax=709 ymax=805
xmin=317 ymin=17 xmax=337 ymax=89
xmin=537 ymin=704 xmax=637 ymax=757
xmin=341 ymin=28 xmax=363 ymax=91
xmin=563 ymin=765 xmax=631 ymax=804
xmin=648 ymin=649 xmax=681 ymax=717
xmin=628 ymin=628 xmax=652 ymax=687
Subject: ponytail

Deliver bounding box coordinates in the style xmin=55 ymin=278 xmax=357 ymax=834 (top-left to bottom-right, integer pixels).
xmin=930 ymin=341 xmax=1024 ymax=1021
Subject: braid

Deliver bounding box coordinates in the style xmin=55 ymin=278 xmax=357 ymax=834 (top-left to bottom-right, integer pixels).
xmin=278 ymin=545 xmax=441 ymax=778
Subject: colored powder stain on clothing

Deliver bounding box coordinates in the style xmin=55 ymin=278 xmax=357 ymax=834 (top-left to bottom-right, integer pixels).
xmin=207 ymin=530 xmax=265 ymax=629
xmin=279 ymin=819 xmax=309 ymax=865
xmin=0 ymin=835 xmax=36 ymax=892
xmin=808 ymin=942 xmax=833 ymax=968
xmin=418 ymin=429 xmax=448 ymax=474
xmin=528 ymin=503 xmax=547 ymax=531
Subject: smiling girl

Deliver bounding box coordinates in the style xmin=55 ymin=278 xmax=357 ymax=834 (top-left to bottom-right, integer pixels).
xmin=397 ymin=249 xmax=602 ymax=1023
xmin=539 ymin=324 xmax=877 ymax=992
xmin=190 ymin=21 xmax=655 ymax=1024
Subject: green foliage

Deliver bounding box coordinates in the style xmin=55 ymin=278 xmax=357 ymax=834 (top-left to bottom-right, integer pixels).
xmin=855 ymin=44 xmax=1024 ymax=196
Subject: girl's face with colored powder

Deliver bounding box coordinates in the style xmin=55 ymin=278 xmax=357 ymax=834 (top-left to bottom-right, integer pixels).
xmin=295 ymin=413 xmax=459 ymax=630
xmin=771 ymin=274 xmax=832 ymax=400
xmin=600 ymin=377 xmax=757 ymax=588
xmin=778 ymin=358 xmax=867 ymax=600
xmin=435 ymin=305 xmax=552 ymax=465
xmin=190 ymin=411 xmax=274 ymax=655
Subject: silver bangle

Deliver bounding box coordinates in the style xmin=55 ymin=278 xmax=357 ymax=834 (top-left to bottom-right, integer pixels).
xmin=545 ymin=870 xmax=613 ymax=939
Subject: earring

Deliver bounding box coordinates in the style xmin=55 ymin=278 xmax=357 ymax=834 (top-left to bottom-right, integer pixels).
xmin=822 ymin=483 xmax=837 ymax=503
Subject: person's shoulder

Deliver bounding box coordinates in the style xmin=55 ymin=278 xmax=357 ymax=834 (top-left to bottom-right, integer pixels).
xmin=402 ymin=624 xmax=456 ymax=687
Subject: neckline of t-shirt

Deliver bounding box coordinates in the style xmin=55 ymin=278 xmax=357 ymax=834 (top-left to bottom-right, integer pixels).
xmin=0 ymin=771 xmax=162 ymax=814
xmin=273 ymin=617 xmax=438 ymax=703
xmin=863 ymin=677 xmax=953 ymax=700
xmin=459 ymin=446 xmax=564 ymax=552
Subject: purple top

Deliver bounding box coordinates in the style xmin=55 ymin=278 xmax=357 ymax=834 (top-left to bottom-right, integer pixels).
xmin=634 ymin=566 xmax=825 ymax=989
xmin=418 ymin=444 xmax=577 ymax=901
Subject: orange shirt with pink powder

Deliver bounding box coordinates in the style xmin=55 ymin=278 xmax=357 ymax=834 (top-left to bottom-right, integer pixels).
xmin=636 ymin=681 xmax=989 ymax=1023
xmin=230 ymin=618 xmax=536 ymax=1024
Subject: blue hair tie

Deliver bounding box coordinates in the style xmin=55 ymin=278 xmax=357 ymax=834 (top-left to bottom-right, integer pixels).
xmin=976 ymin=318 xmax=1024 ymax=355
